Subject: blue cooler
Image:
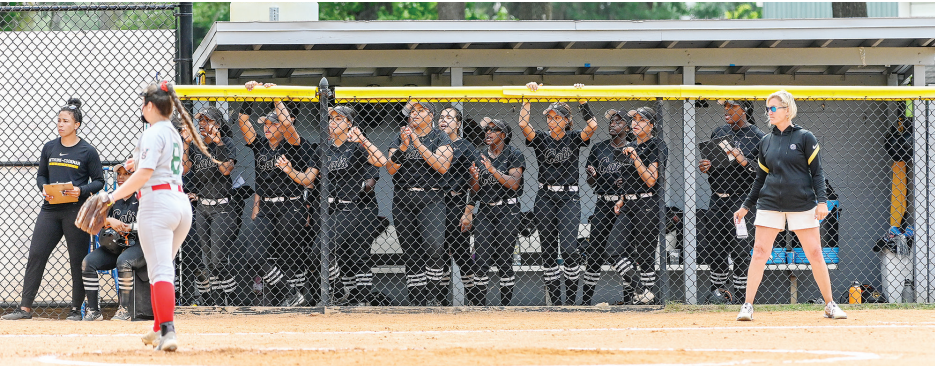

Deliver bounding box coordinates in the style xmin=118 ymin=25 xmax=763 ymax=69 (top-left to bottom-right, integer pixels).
xmin=793 ymin=247 xmax=840 ymax=264
xmin=750 ymin=248 xmax=787 ymax=264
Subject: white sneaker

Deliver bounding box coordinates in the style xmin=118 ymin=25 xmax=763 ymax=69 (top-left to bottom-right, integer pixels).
xmin=141 ymin=330 xmax=160 ymax=348
xmin=156 ymin=331 xmax=178 ymax=352
xmin=736 ymin=303 xmax=754 ymax=321
xmin=824 ymin=301 xmax=847 ymax=319
xmin=633 ymin=289 xmax=656 ymax=304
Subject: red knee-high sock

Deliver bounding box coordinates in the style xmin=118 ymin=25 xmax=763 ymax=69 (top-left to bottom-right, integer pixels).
xmin=150 ymin=284 xmax=160 ymax=332
xmin=153 ymin=281 xmax=176 ymax=330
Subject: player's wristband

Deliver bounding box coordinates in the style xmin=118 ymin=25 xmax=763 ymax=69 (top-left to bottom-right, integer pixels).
xmin=391 ymin=149 xmax=407 ymax=163
xmin=579 ymin=103 xmax=594 ymax=121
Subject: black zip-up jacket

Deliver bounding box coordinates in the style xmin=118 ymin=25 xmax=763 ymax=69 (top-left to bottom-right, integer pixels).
xmin=741 ymin=124 xmax=826 ymax=212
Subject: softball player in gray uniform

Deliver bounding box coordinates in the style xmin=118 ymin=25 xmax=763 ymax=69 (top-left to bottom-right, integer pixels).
xmin=108 ymin=81 xmax=217 ymax=351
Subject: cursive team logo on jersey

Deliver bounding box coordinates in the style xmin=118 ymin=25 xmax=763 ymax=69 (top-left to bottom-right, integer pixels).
xmin=111 ymin=205 xmax=138 ymax=225
xmin=598 ymin=157 xmax=626 ymax=188
xmin=192 ymin=153 xmax=217 ymax=172
xmin=256 ymin=153 xmax=279 ymax=171
xmin=543 ymin=147 xmax=573 ymax=165
xmin=328 ymin=154 xmax=350 ymax=171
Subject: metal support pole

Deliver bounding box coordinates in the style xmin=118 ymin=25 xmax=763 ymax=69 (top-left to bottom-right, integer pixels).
xmin=682 ymin=66 xmax=698 ymax=305
xmin=318 ymin=77 xmax=333 ymax=305
xmin=177 ymin=2 xmax=193 ymax=85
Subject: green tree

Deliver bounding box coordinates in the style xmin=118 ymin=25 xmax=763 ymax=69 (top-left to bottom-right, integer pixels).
xmin=194 ymin=2 xmax=230 ymax=49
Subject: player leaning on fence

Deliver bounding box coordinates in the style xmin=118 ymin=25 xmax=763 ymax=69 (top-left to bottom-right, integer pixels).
xmin=521 ymin=82 xmax=598 ymax=306
xmin=733 ymin=90 xmax=847 ymax=321
xmin=185 ymin=107 xmax=238 ymax=306
xmin=3 ymin=99 xmax=105 ymax=321
xmin=387 ymin=101 xmax=453 ymax=306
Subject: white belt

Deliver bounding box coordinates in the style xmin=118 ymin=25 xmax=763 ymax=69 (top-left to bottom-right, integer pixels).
xmin=600 ymin=195 xmax=620 ymax=202
xmin=485 ymin=198 xmax=519 ymax=206
xmin=715 ymin=192 xmax=731 ymax=198
xmin=407 ymin=187 xmax=440 ymax=192
xmin=263 ymin=196 xmax=301 ymax=202
xmin=327 ymin=197 xmax=354 ymax=204
xmin=624 ymin=193 xmax=654 ymax=201
xmin=199 ymin=197 xmax=230 ymax=206
xmin=539 ymin=184 xmax=579 ymax=192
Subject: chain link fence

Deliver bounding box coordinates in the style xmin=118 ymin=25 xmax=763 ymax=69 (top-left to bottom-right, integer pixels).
xmin=0 ymin=3 xmax=178 ymax=318
xmin=146 ymin=86 xmax=931 ymax=311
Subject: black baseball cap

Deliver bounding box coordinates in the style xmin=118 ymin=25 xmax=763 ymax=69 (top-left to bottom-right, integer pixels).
xmin=634 ymin=107 xmax=658 ymax=125
xmin=329 ymin=105 xmax=357 ymax=124
xmin=542 ymin=102 xmax=572 ymax=120
xmin=483 ymin=117 xmax=513 ymax=144
xmin=717 ymin=99 xmax=756 ymax=124
xmin=402 ymin=101 xmax=436 ymax=119
xmin=604 ymin=108 xmax=633 ymax=122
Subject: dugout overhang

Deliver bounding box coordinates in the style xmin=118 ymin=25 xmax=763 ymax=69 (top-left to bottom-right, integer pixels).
xmin=193 ymin=18 xmax=935 ymax=87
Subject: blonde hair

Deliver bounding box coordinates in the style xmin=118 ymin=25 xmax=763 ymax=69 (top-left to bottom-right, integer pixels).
xmin=767 ymin=90 xmax=797 ymax=120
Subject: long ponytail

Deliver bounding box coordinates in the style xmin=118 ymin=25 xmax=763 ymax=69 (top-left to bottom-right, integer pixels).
xmin=168 ymin=86 xmax=220 ymax=164
xmin=143 ymin=81 xmax=220 ymax=164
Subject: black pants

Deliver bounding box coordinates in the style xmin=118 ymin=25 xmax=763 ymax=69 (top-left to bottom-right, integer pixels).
xmin=177 ymin=216 xmax=203 ymax=305
xmin=195 ymin=201 xmax=240 ymax=300
xmin=81 ymin=245 xmax=145 ymax=310
xmin=442 ymin=193 xmax=473 ymax=305
xmin=235 ymin=198 xmax=306 ymax=305
xmin=582 ymin=198 xmax=635 ymax=304
xmin=475 ymin=201 xmax=520 ymax=306
xmin=535 ymin=190 xmax=582 ymax=305
xmin=393 ymin=189 xmax=446 ymax=305
xmin=609 ymin=195 xmax=661 ymax=290
xmin=20 ymin=205 xmax=89 ymax=310
xmin=331 ymin=202 xmax=376 ymax=301
xmin=701 ymin=194 xmax=754 ymax=295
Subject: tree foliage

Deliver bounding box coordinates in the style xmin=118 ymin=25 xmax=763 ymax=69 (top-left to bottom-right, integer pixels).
xmin=193 ymin=2 xmax=230 ymax=49
xmin=315 ymin=2 xmax=760 ymax=21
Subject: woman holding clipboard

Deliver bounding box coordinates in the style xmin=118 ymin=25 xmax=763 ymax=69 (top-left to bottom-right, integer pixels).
xmin=2 ymin=98 xmax=105 ymax=321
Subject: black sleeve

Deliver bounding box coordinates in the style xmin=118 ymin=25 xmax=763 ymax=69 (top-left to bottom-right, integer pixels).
xmin=216 ymin=137 xmax=235 ymax=163
xmin=36 ymin=142 xmax=50 ymax=191
xmin=79 ymin=145 xmax=105 ymax=198
xmin=803 ymin=132 xmax=828 ymax=204
xmin=742 ymin=137 xmax=768 ymax=211
xmin=511 ymin=147 xmax=527 ymax=171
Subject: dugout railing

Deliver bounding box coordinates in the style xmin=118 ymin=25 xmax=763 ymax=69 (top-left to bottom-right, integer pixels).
xmin=3 ymin=82 xmax=935 ymax=317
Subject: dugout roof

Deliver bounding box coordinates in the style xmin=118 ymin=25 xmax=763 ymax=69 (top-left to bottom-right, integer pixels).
xmin=193 ymin=18 xmax=935 ymax=87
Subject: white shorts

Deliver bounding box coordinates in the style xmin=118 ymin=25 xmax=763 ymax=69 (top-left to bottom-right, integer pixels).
xmin=754 ymin=209 xmax=819 ymax=231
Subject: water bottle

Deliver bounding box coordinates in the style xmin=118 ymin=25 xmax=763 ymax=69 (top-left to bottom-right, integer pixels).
xmin=902 ymin=279 xmax=914 ymax=303
xmin=513 ymin=253 xmax=522 ymax=266
xmin=848 ymin=281 xmax=862 ymax=304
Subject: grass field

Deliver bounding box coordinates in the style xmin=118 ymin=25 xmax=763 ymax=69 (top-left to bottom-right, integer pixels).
xmin=1 ymin=304 xmax=933 ymax=366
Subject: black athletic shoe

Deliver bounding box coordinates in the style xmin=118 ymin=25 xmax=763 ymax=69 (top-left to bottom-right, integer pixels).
xmin=65 ymin=309 xmax=82 ymax=321
xmin=1 ymin=309 xmax=32 ymax=320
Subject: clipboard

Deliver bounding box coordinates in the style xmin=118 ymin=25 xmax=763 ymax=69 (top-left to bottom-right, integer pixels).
xmin=44 ymin=182 xmax=78 ymax=204
xmin=699 ymin=135 xmax=736 ymax=168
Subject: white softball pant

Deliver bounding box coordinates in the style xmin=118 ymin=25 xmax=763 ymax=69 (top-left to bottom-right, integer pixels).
xmin=138 ymin=190 xmax=193 ymax=284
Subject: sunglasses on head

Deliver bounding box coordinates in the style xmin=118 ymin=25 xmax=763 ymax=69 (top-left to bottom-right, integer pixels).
xmin=485 ymin=127 xmax=503 ymax=133
xmin=767 ymin=106 xmax=788 ymax=113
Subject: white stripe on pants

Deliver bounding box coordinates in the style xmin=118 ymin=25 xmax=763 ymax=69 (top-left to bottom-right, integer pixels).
xmin=138 ymin=190 xmax=192 ymax=284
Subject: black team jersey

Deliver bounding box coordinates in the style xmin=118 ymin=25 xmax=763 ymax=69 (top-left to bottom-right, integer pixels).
xmin=37 ymin=137 xmax=105 ymax=211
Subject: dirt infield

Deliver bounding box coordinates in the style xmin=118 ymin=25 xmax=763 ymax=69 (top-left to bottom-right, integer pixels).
xmin=1 ymin=307 xmax=933 ymax=365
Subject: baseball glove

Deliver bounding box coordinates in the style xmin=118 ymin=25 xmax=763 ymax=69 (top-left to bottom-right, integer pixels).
xmin=75 ymin=192 xmax=113 ymax=235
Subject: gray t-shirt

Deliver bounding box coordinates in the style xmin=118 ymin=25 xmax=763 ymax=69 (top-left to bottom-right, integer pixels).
xmin=133 ymin=120 xmax=184 ymax=188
